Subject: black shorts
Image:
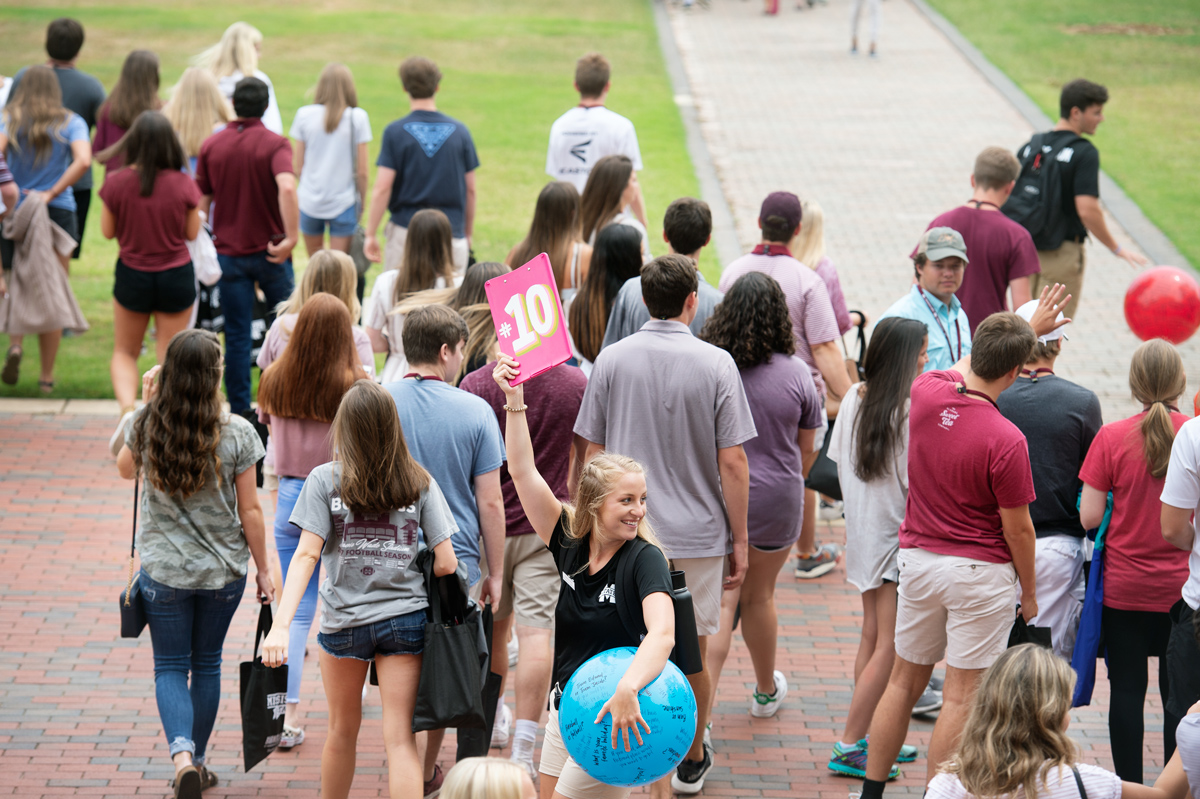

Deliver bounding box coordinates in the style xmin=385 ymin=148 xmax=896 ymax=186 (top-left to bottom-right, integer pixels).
xmin=1166 ymin=599 xmax=1200 ymax=717
xmin=113 ymin=259 xmax=196 ymax=314
xmin=0 ymin=204 xmax=78 ymax=270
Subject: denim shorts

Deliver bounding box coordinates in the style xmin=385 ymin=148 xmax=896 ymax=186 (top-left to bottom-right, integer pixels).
xmin=300 ymin=203 xmax=357 ymax=238
xmin=316 ymin=609 xmax=427 ymax=661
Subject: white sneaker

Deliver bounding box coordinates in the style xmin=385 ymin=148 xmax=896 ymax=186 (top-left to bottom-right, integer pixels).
xmin=750 ymin=670 xmax=788 ymax=718
xmin=278 ymin=724 xmax=305 ymax=749
xmin=512 ymin=755 xmax=540 ymax=789
xmin=491 ymin=703 xmax=513 ymax=749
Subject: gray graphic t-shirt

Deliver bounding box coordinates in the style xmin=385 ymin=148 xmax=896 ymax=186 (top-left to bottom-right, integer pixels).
xmin=289 ymin=463 xmax=459 ymax=634
xmin=126 ymin=411 xmax=266 ymax=590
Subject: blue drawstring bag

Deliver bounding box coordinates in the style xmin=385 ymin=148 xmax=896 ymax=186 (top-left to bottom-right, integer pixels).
xmin=1071 ymin=491 xmax=1113 ymax=707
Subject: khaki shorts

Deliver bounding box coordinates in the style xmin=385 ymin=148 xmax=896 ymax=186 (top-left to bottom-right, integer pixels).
xmin=671 ymin=555 xmax=727 ymax=637
xmin=383 ymin=220 xmax=469 ymax=278
xmin=261 ymin=459 xmax=279 ymax=492
xmin=540 ymin=705 xmax=632 ymax=799
xmin=493 ymin=533 xmax=560 ymax=629
xmin=894 ymin=547 xmax=1017 ymax=670
xmin=1032 ymin=239 xmax=1085 ymax=321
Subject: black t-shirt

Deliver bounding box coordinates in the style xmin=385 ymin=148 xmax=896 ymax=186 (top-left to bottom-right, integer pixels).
xmin=548 ymin=511 xmax=673 ymax=689
xmin=997 ymin=374 xmax=1103 ymax=538
xmin=1020 ymin=130 xmax=1100 ymax=242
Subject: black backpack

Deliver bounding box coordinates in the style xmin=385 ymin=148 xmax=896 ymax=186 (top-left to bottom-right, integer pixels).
xmin=1001 ymin=132 xmax=1085 ymax=251
xmin=613 ymin=538 xmax=703 ymax=675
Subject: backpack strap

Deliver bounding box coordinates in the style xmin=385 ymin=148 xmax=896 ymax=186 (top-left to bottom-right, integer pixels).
xmin=615 ymin=537 xmax=651 ymax=645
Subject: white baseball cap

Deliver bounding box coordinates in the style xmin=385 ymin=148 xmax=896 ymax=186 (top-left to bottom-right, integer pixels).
xmin=1015 ymin=300 xmax=1070 ymax=344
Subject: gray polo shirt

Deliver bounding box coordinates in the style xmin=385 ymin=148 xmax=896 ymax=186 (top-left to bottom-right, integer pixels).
xmin=600 ymin=272 xmax=724 ymax=352
xmin=574 ymin=320 xmax=757 ymax=558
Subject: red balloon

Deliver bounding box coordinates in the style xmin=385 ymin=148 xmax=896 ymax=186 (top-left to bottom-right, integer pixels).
xmin=1123 ymin=266 xmax=1200 ymax=344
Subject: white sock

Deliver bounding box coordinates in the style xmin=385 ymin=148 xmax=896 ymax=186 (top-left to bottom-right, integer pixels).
xmin=840 ymin=740 xmax=860 ymax=750
xmin=511 ymin=719 xmax=538 ymax=762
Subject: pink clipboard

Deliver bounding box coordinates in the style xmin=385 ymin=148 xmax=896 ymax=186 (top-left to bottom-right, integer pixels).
xmin=484 ymin=253 xmax=572 ymax=386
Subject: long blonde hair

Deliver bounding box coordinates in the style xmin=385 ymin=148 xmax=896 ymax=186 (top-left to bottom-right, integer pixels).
xmin=164 ymin=68 xmax=233 ymax=159
xmin=313 ymin=62 xmax=357 ymax=134
xmin=791 ymin=198 xmax=826 ymax=268
xmin=1129 ymin=338 xmax=1186 ymax=479
xmin=277 ymin=249 xmax=361 ymax=322
xmin=442 ymin=757 xmax=526 ymax=799
xmin=194 ymin=22 xmax=263 ymax=80
xmin=2 ymin=65 xmax=70 ymax=165
xmin=946 ymin=645 xmax=1077 ymax=799
xmin=563 ymin=453 xmax=664 ymax=554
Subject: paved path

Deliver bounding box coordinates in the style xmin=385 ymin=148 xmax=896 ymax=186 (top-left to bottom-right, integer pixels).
xmin=666 ymin=0 xmax=1197 ymax=424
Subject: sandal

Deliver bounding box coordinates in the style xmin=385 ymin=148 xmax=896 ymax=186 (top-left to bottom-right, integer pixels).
xmin=38 ymin=379 xmax=54 ymax=395
xmin=197 ymin=765 xmax=218 ymax=791
xmin=1 ymin=346 xmax=20 ymax=385
xmin=173 ymin=765 xmax=201 ymax=799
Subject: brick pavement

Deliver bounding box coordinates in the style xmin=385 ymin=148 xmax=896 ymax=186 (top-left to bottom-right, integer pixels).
xmin=665 ymin=0 xmax=1198 ymax=424
xmin=0 ymin=412 xmax=1168 ymax=798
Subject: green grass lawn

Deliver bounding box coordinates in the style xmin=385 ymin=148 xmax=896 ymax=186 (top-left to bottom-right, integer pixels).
xmin=0 ymin=0 xmax=708 ymax=398
xmin=926 ymin=0 xmax=1200 ymax=271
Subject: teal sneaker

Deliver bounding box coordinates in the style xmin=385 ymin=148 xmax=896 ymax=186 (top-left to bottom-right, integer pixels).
xmin=828 ymin=742 xmax=899 ymax=779
xmin=857 ymin=736 xmax=918 ymax=763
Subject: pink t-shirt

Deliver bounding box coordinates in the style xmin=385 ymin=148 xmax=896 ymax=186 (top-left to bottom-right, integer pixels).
xmin=813 ymin=256 xmax=853 ymax=336
xmin=900 ymin=370 xmax=1036 ymax=563
xmin=1079 ymin=411 xmax=1191 ymax=612
xmin=720 ymin=250 xmax=841 ymax=398
xmin=911 ymin=206 xmax=1040 ymax=335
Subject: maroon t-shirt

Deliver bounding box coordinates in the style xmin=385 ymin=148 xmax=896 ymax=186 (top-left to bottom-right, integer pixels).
xmin=194 ymin=118 xmax=293 ymax=257
xmin=93 ymin=105 xmax=127 ymax=174
xmin=911 ymin=206 xmax=1040 ymax=334
xmin=99 ymin=167 xmax=201 ymax=271
xmin=900 ymin=369 xmax=1036 ymax=563
xmin=460 ymin=362 xmax=588 ymax=538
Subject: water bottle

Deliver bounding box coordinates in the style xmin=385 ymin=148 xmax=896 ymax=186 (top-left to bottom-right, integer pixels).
xmin=670 ymin=570 xmax=703 ymax=675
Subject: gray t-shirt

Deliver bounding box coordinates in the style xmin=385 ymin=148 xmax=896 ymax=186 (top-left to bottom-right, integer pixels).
xmin=997 ymin=374 xmax=1102 ymax=538
xmin=574 ymin=320 xmax=758 ymax=558
xmin=8 ymin=66 xmax=106 ymax=190
xmin=289 ymin=462 xmax=459 ymax=634
xmin=126 ymin=411 xmax=265 ymax=590
xmin=600 ymin=272 xmax=724 ymax=351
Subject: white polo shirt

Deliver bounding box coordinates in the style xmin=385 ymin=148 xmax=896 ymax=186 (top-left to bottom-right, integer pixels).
xmin=546 ymin=105 xmax=643 ymax=192
xmin=1162 ymin=417 xmax=1200 ymax=611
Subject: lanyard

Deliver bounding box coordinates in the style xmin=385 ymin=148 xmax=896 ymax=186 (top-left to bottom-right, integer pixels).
xmin=969 ymin=200 xmax=1001 ymax=210
xmin=1020 ymin=367 xmax=1055 ymax=383
xmin=403 ymin=372 xmax=445 ymax=382
xmin=957 ymin=383 xmax=998 ymax=410
xmin=918 ymin=287 xmax=962 ymax=362
xmin=752 ymin=244 xmax=792 ymax=257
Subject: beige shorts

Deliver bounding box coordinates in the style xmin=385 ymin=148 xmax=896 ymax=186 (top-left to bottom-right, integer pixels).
xmin=383 ymin=220 xmax=469 ymax=278
xmin=261 ymin=459 xmax=279 ymax=492
xmin=894 ymin=547 xmax=1017 ymax=670
xmin=540 ymin=705 xmax=632 ymax=799
xmin=670 ymin=555 xmax=727 ymax=637
xmin=493 ymin=533 xmax=560 ymax=629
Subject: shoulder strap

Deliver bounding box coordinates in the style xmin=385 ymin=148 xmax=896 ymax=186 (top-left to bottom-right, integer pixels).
xmin=348 ymin=107 xmax=361 ymax=218
xmin=1071 ymin=766 xmax=1088 ymax=799
xmin=130 ymin=478 xmax=139 ymax=556
xmin=615 ymin=538 xmax=651 ymax=643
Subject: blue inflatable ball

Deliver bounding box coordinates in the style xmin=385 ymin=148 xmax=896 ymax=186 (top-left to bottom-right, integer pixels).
xmin=558 ymin=647 xmax=697 ymax=787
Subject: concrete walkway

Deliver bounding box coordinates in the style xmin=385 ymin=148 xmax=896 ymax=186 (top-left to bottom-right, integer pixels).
xmin=665 ymin=0 xmax=1197 ymax=424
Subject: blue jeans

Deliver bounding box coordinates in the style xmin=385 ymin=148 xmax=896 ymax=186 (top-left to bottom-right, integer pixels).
xmin=140 ymin=571 xmax=246 ymax=762
xmin=217 ymin=251 xmax=294 ymax=412
xmin=300 ymin=203 xmax=357 ymax=238
xmin=275 ymin=475 xmax=320 ymax=704
xmin=316 ymin=609 xmax=427 ymax=661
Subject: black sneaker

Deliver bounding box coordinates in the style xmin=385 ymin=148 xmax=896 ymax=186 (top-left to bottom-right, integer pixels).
xmin=671 ymin=742 xmax=714 ymax=794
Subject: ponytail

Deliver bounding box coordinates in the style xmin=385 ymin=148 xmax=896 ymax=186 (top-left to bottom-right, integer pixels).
xmin=1128 ymin=339 xmax=1186 ymax=479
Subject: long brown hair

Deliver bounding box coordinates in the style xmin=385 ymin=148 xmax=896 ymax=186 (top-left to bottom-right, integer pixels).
xmin=701 ymin=271 xmax=794 ymax=369
xmin=451 ymin=261 xmax=510 ymax=383
xmin=946 ymin=645 xmax=1077 ymax=799
xmin=508 ymin=181 xmax=582 ymax=288
xmin=580 ymin=154 xmax=633 ymax=243
xmin=2 ymin=65 xmax=70 ymax=166
xmin=104 ymin=50 xmax=161 ymax=130
xmin=313 ymin=62 xmax=357 ymax=134
xmin=257 ymin=293 xmax=367 ymax=423
xmin=1129 ymin=338 xmax=1186 ymax=479
xmin=131 ymin=329 xmax=225 ymax=498
xmin=97 ymin=111 xmax=184 ymax=197
xmin=569 ymin=223 xmax=644 ymax=362
xmin=332 ymin=380 xmax=431 ymax=513
xmin=394 ymin=209 xmax=454 ymax=303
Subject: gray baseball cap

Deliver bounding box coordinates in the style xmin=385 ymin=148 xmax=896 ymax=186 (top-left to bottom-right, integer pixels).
xmin=917 ymin=227 xmax=969 ymax=264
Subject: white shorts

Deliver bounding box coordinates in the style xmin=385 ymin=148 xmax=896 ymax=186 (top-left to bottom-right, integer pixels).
xmin=894 ymin=547 xmax=1017 ymax=670
xmin=670 ymin=555 xmax=727 ymax=637
xmin=540 ymin=705 xmax=632 ymax=799
xmin=384 ymin=221 xmax=469 ymax=278
xmin=1026 ymin=535 xmax=1085 ymax=661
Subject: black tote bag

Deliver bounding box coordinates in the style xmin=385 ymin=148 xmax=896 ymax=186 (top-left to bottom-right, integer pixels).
xmin=239 ymin=603 xmax=289 ymax=771
xmin=412 ymin=550 xmax=489 ymax=733
xmin=805 ymin=424 xmax=842 ymax=502
xmin=1007 ymin=612 xmax=1053 ymax=650
xmin=455 ymin=603 xmax=504 ymax=759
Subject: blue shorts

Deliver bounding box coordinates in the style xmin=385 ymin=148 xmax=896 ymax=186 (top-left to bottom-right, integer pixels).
xmin=316 ymin=609 xmax=426 ymax=661
xmin=300 ymin=203 xmax=357 ymax=238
